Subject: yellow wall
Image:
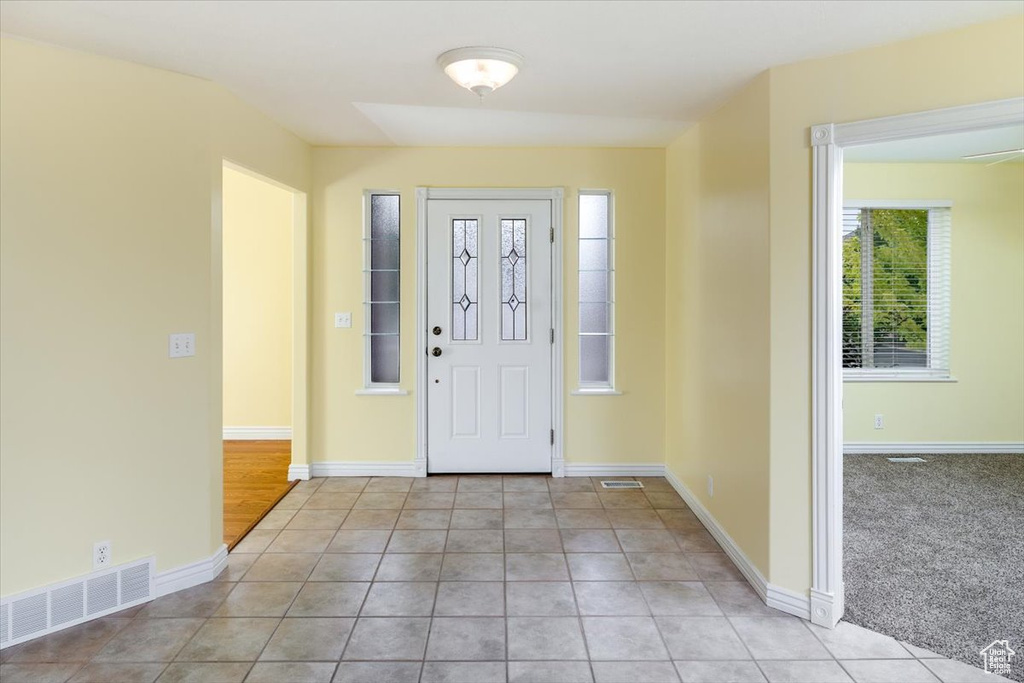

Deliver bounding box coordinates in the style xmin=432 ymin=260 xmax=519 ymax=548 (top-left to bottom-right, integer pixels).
xmin=0 ymin=37 xmax=310 ymax=597
xmin=3 ymin=13 xmax=1021 ymax=608
xmin=842 ymin=163 xmax=1024 ymax=443
xmin=766 ymin=16 xmax=1024 ymax=592
xmin=665 ymin=15 xmax=1023 ymax=595
xmin=311 ymin=147 xmax=666 ymax=465
xmin=664 ymin=73 xmax=772 ymax=575
xmin=223 ymin=166 xmax=293 ymax=428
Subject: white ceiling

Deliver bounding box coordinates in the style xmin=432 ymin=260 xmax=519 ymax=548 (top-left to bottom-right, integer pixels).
xmin=845 ymin=125 xmax=1024 ymax=163
xmin=2 ymin=1 xmax=1021 ymax=147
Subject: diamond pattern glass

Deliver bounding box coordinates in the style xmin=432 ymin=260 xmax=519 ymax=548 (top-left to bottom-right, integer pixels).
xmin=501 ymin=219 xmax=528 ymax=341
xmin=452 ymin=219 xmax=479 ymax=341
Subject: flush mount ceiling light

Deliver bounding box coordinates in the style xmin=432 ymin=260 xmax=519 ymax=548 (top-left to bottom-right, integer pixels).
xmin=437 ymin=47 xmax=523 ymax=97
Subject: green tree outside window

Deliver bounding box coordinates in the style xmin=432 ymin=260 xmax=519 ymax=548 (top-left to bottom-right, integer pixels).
xmin=842 ymin=208 xmax=929 ymax=369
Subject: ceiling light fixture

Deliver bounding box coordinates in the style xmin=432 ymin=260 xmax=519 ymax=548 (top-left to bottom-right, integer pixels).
xmin=438 ymin=47 xmax=523 ymax=98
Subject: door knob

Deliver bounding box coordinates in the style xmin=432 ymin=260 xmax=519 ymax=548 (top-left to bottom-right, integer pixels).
xmin=432 ymin=326 xmax=442 ymax=336
xmin=431 ymin=347 xmax=442 ymax=357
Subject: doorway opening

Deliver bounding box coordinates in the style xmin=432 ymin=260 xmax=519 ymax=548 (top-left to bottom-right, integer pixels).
xmin=811 ymin=99 xmax=1023 ymax=672
xmin=841 ymin=123 xmax=1024 ymax=671
xmin=221 ymin=161 xmax=308 ymax=548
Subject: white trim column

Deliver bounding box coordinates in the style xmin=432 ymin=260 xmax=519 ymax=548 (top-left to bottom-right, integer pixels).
xmin=811 ymin=123 xmax=844 ymax=628
xmin=415 ymin=188 xmax=430 ymax=478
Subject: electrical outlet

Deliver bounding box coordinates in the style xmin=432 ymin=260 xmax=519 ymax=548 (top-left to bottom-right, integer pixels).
xmin=707 ymin=475 xmax=714 ymax=498
xmin=874 ymin=413 xmax=884 ymax=430
xmin=93 ymin=541 xmax=111 ymax=569
xmin=169 ymin=333 xmax=196 ymax=358
xmin=334 ymin=312 xmax=352 ymax=328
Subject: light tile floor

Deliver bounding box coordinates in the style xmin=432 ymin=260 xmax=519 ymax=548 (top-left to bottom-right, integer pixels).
xmin=0 ymin=476 xmax=1012 ymax=683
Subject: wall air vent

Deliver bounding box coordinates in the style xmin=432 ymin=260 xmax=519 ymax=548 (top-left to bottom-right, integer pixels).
xmin=0 ymin=556 xmax=154 ymax=650
xmin=119 ymin=563 xmax=151 ymax=604
xmin=11 ymin=594 xmax=46 ymax=640
xmin=50 ymin=583 xmax=84 ymax=628
xmin=86 ymin=573 xmax=118 ymax=616
xmin=600 ymin=480 xmax=644 ymax=489
xmin=0 ymin=602 xmax=9 ymax=644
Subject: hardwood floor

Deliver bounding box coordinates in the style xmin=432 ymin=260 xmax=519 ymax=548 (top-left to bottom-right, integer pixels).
xmin=223 ymin=439 xmax=296 ymax=549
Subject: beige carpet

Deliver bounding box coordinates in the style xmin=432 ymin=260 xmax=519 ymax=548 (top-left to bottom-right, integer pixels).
xmin=844 ymin=453 xmax=1024 ymax=681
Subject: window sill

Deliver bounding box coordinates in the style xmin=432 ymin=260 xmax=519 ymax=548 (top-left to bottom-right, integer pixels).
xmin=355 ymin=387 xmax=410 ymax=396
xmin=843 ymin=374 xmax=956 ymax=383
xmin=571 ymin=388 xmax=623 ymax=396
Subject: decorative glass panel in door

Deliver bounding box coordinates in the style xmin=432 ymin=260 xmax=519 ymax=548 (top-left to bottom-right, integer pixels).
xmin=451 ymin=219 xmax=479 ymax=341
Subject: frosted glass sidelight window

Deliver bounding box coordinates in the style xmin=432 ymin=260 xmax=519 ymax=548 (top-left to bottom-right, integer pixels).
xmin=452 ymin=219 xmax=479 ymax=341
xmin=501 ymin=218 xmax=528 ymax=341
xmin=365 ymin=192 xmax=401 ymax=385
xmin=578 ymin=191 xmax=614 ymax=387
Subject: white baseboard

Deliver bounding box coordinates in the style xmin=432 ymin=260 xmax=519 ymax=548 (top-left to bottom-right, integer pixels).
xmin=770 ymin=584 xmax=813 ymax=621
xmin=223 ymin=426 xmax=292 ymax=440
xmin=298 ymin=461 xmax=667 ymax=479
xmin=153 ymin=544 xmax=227 ymax=598
xmin=310 ymin=461 xmax=421 ymax=477
xmin=662 ymin=467 xmax=812 ymax=621
xmin=844 ymin=441 xmax=1023 ymax=455
xmin=288 ymin=464 xmax=310 ymax=481
xmin=564 ymin=463 xmax=667 ymax=477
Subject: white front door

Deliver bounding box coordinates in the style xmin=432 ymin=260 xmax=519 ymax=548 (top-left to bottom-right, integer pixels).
xmin=426 ymin=198 xmax=553 ymax=473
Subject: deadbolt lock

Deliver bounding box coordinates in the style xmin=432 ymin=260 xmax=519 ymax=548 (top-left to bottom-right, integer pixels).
xmin=432 ymin=326 xmax=442 ymax=336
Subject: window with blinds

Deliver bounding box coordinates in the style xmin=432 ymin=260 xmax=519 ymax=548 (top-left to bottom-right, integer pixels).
xmin=842 ymin=202 xmax=951 ymax=377
xmin=364 ymin=192 xmax=401 ymax=386
xmin=578 ymin=191 xmax=615 ymax=388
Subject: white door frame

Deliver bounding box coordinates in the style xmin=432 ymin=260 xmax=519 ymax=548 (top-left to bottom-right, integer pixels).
xmin=415 ymin=187 xmax=565 ymax=478
xmin=808 ymin=97 xmax=1024 ymax=627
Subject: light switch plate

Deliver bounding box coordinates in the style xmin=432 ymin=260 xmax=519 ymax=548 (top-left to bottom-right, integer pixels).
xmin=334 ymin=312 xmax=352 ymax=328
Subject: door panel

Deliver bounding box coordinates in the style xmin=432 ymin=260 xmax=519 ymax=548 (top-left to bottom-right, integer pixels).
xmin=499 ymin=366 xmax=530 ymax=438
xmin=427 ymin=198 xmax=552 ymax=473
xmin=450 ymin=366 xmax=480 ymax=438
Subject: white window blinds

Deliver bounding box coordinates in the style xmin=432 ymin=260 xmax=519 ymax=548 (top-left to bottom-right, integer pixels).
xmin=842 ymin=203 xmax=951 ymax=377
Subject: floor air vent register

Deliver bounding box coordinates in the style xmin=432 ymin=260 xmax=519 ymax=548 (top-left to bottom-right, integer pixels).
xmin=600 ymin=480 xmax=644 ymax=489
